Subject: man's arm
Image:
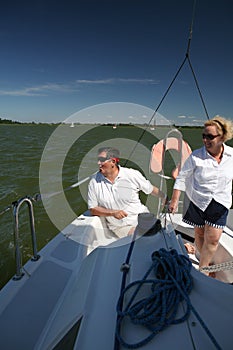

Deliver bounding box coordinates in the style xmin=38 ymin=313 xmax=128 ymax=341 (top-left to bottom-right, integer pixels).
xmin=150 ymin=185 xmax=166 ymax=199
xmin=90 ymin=206 xmax=128 ymax=219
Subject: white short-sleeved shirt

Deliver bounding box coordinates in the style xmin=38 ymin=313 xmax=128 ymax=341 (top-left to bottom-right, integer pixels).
xmin=88 ymin=166 xmax=153 ymax=231
xmin=174 ymin=144 xmax=233 ymax=211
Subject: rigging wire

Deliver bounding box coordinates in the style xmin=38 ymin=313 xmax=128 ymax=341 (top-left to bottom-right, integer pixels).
xmin=0 ymin=1 xmax=207 ymax=214
xmin=187 ymin=56 xmax=209 ymax=119
xmin=0 ymin=173 xmax=97 ymax=216
xmin=114 ymin=3 xmax=216 ymax=349
xmin=186 ymin=0 xmax=196 ymax=55
xmin=185 ymin=0 xmax=209 ymax=119
xmin=0 ymin=205 xmax=11 ymax=217
xmin=124 ymin=0 xmax=209 ymax=167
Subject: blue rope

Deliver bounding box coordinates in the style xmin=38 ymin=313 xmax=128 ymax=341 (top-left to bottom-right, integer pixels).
xmin=115 ymin=248 xmax=222 ymax=349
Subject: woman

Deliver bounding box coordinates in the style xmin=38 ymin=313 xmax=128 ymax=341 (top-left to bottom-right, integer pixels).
xmin=169 ymin=116 xmax=233 ymax=276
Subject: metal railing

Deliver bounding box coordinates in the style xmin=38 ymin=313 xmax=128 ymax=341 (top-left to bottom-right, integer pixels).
xmin=12 ymin=196 xmax=40 ymax=280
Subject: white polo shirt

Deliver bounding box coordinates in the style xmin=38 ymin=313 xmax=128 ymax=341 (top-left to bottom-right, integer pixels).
xmin=88 ymin=166 xmax=154 ymax=231
xmin=174 ymin=144 xmax=233 ymax=211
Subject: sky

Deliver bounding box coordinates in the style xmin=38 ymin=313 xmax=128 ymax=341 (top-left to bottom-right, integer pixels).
xmin=0 ymin=0 xmax=232 ymax=125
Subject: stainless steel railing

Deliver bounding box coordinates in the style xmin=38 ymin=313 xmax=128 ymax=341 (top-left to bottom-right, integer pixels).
xmin=12 ymin=196 xmax=40 ymax=280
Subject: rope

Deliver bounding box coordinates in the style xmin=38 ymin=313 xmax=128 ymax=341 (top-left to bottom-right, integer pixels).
xmin=200 ymin=261 xmax=233 ymax=273
xmin=115 ymin=248 xmax=222 ymax=349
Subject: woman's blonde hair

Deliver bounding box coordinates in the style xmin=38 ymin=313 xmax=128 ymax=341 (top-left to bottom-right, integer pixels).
xmin=204 ymin=115 xmax=233 ymax=142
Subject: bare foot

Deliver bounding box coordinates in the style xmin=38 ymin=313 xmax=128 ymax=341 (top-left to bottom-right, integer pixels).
xmin=209 ymin=272 xmax=216 ymax=278
xmin=199 ymin=263 xmax=216 ymax=278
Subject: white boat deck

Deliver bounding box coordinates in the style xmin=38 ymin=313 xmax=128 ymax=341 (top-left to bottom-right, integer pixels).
xmin=0 ymin=212 xmax=233 ymax=349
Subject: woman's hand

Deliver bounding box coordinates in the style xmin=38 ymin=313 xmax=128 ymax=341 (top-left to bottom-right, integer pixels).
xmin=168 ymin=189 xmax=181 ymax=213
xmin=168 ymin=199 xmax=178 ymax=213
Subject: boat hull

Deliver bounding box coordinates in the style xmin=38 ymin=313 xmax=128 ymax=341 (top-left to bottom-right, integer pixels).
xmin=0 ymin=214 xmax=233 ymax=349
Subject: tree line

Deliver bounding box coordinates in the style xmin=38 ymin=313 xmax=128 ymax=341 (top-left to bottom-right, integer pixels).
xmin=0 ymin=118 xmax=22 ymax=124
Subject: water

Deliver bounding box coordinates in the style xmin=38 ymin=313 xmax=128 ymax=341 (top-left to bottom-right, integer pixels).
xmin=0 ymin=124 xmax=58 ymax=288
xmin=1 ymin=124 xmax=231 ymax=290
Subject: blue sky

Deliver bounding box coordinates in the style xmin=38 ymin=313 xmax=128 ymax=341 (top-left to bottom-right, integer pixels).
xmin=0 ymin=0 xmax=232 ymax=125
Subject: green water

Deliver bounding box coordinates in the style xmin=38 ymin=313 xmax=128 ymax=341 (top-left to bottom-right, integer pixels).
xmin=0 ymin=124 xmax=230 ymax=289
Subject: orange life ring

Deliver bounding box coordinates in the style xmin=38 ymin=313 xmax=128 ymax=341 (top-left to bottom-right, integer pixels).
xmin=150 ymin=137 xmax=192 ymax=179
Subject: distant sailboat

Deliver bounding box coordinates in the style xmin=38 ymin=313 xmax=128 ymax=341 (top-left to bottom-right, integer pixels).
xmin=150 ymin=117 xmax=156 ymax=130
xmin=112 ymin=124 xmax=117 ymax=129
xmin=70 ymin=122 xmax=75 ymax=128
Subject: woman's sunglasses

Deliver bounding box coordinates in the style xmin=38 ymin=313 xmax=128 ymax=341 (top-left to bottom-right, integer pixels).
xmin=202 ymin=133 xmax=220 ymax=140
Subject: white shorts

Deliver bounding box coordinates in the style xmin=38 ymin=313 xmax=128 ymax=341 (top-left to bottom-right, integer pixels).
xmin=112 ymin=225 xmax=135 ymax=238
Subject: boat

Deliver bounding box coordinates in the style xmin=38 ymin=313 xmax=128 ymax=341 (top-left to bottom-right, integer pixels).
xmin=1 ymin=3 xmax=233 ymax=350
xmin=0 ymin=199 xmax=233 ymax=350
xmin=0 ymin=125 xmax=233 ymax=349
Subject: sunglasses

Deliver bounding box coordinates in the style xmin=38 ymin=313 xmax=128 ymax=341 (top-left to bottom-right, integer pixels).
xmin=97 ymin=156 xmax=110 ymax=162
xmin=202 ymin=133 xmax=220 ymax=140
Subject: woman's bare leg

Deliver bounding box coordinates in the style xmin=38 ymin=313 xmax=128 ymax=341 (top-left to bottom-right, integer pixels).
xmin=194 ymin=226 xmax=205 ymax=253
xmin=198 ymin=224 xmax=222 ymax=275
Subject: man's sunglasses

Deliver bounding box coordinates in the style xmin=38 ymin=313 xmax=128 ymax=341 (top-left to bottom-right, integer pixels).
xmin=202 ymin=133 xmax=220 ymax=140
xmin=97 ymin=156 xmax=110 ymax=162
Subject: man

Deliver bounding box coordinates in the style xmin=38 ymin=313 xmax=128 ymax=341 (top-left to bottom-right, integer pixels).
xmin=87 ymin=146 xmax=166 ymax=237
